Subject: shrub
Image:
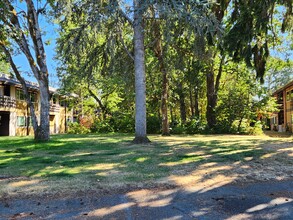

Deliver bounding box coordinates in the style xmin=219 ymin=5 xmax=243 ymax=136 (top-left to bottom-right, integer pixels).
xmin=68 ymin=122 xmax=90 ymax=134
xmin=147 ymin=115 xmax=161 ymax=134
xmin=247 ymin=121 xmax=264 ymax=135
xmin=185 ymin=118 xmax=206 ymax=134
xmin=170 ymin=124 xmax=185 ymax=134
xmin=90 ymin=119 xmax=115 ymax=133
xmin=112 ymin=113 xmax=135 ymax=133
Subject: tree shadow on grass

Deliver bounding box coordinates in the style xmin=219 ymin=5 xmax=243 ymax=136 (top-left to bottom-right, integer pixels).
xmin=0 ymin=134 xmax=293 ymax=219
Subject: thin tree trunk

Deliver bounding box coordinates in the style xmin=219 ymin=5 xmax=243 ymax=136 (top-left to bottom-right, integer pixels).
xmin=160 ymin=65 xmax=170 ymax=135
xmin=194 ymin=87 xmax=200 ymax=118
xmin=152 ymin=14 xmax=170 ymax=136
xmin=87 ymin=86 xmax=108 ymax=120
xmin=132 ymin=0 xmax=150 ymax=143
xmin=189 ymin=88 xmax=194 ymax=117
xmin=178 ymin=82 xmax=186 ymax=124
xmin=206 ymin=65 xmax=217 ymax=129
xmin=238 ymin=116 xmax=244 ymax=133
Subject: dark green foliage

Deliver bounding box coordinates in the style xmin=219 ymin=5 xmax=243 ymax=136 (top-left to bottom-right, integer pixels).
xmin=52 ymin=0 xmax=292 ymax=137
xmin=170 ymin=118 xmax=207 ymax=134
xmin=89 ymin=114 xmax=161 ymax=134
xmin=90 ymin=113 xmax=134 ymax=133
xmin=90 ymin=119 xmax=115 ymax=133
xmin=112 ymin=113 xmax=135 ymax=133
xmin=224 ymin=0 xmax=292 ymax=82
xmin=147 ymin=115 xmax=161 ymax=134
xmin=68 ymin=122 xmax=91 ymax=134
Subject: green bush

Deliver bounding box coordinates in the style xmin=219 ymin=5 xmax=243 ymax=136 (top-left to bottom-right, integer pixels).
xmin=231 ymin=119 xmax=264 ymax=135
xmin=112 ymin=113 xmax=135 ymax=133
xmin=247 ymin=121 xmax=264 ymax=135
xmin=90 ymin=119 xmax=115 ymax=133
xmin=170 ymin=124 xmax=185 ymax=134
xmin=147 ymin=115 xmax=161 ymax=134
xmin=68 ymin=122 xmax=90 ymax=134
xmin=170 ymin=118 xmax=207 ymax=135
xmin=185 ymin=118 xmax=206 ymax=134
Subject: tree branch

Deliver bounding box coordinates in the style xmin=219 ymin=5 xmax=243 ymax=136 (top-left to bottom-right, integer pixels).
xmin=118 ymin=7 xmax=133 ymax=26
xmin=26 ymin=0 xmax=49 ymax=81
xmin=0 ymin=44 xmax=39 ymax=129
xmin=117 ymin=24 xmax=134 ymax=61
xmin=37 ymin=1 xmax=49 ymax=15
xmin=3 ymin=0 xmax=41 ymax=81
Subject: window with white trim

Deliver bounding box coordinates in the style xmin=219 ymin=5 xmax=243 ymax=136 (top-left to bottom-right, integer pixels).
xmin=17 ymin=116 xmax=26 ymax=127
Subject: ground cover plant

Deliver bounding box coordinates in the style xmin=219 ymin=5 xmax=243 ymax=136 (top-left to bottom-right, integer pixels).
xmin=0 ymin=133 xmax=292 ymax=198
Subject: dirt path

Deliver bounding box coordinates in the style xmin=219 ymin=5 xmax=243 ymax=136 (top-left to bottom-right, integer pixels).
xmin=1 ymin=180 xmax=293 ymax=220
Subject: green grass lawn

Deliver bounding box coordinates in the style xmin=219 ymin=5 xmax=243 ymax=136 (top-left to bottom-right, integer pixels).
xmin=0 ymin=133 xmax=292 ymax=196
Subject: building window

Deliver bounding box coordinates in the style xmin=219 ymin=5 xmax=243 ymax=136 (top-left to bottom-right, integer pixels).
xmin=17 ymin=116 xmax=26 ymax=127
xmin=17 ymin=116 xmax=33 ymax=127
xmin=50 ymin=94 xmax=58 ymax=104
xmin=16 ymin=89 xmax=25 ymax=101
xmin=29 ymin=93 xmax=37 ymax=103
xmin=16 ymin=89 xmax=38 ymax=103
xmin=0 ymin=86 xmax=3 ymax=96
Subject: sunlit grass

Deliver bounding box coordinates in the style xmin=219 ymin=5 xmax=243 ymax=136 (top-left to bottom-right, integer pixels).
xmin=0 ymin=133 xmax=292 ymax=196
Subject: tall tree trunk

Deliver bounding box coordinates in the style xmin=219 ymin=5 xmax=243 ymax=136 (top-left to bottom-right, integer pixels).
xmin=194 ymin=87 xmax=200 ymax=118
xmin=132 ymin=0 xmax=150 ymax=143
xmin=152 ymin=14 xmax=170 ymax=136
xmin=37 ymin=79 xmax=50 ymax=140
xmin=27 ymin=0 xmax=50 ymax=141
xmin=206 ymin=65 xmax=217 ymax=129
xmin=160 ymin=64 xmax=170 ymax=135
xmin=178 ymin=82 xmax=186 ymax=124
xmin=206 ymin=54 xmax=224 ymax=129
xmin=189 ymin=88 xmax=195 ymax=117
xmin=1 ymin=0 xmax=50 ymax=141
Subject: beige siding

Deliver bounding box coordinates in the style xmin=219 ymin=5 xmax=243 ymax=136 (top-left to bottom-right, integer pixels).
xmin=0 ymin=82 xmax=74 ymax=136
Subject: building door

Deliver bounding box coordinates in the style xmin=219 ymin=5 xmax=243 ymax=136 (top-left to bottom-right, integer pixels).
xmin=49 ymin=115 xmax=55 ymax=134
xmin=0 ymin=112 xmax=10 ymax=136
xmin=4 ymin=85 xmax=10 ymax=96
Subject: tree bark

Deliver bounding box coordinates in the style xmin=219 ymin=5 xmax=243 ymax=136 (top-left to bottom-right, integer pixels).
xmin=206 ymin=66 xmax=217 ymax=129
xmin=206 ymin=55 xmax=224 ymax=129
xmin=189 ymin=88 xmax=194 ymax=117
xmin=178 ymin=82 xmax=186 ymax=124
xmin=1 ymin=0 xmax=50 ymax=141
xmin=151 ymin=13 xmax=170 ymax=136
xmin=160 ymin=64 xmax=170 ymax=135
xmin=87 ymin=86 xmax=108 ymax=120
xmin=132 ymin=0 xmax=150 ymax=143
xmin=194 ymin=87 xmax=200 ymax=118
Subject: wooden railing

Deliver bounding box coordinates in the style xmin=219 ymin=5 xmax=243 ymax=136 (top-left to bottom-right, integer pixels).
xmin=0 ymin=96 xmax=16 ymax=108
xmin=50 ymin=103 xmax=60 ymax=113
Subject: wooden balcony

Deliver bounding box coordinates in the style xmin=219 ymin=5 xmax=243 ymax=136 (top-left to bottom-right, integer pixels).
xmin=0 ymin=96 xmax=16 ymax=108
xmin=50 ymin=103 xmax=60 ymax=113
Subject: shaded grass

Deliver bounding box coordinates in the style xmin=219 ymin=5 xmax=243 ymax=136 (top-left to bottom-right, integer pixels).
xmin=0 ymin=133 xmax=292 ymax=195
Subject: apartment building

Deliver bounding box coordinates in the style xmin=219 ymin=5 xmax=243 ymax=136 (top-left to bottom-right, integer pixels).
xmin=271 ymin=80 xmax=293 ymax=132
xmin=0 ymin=74 xmax=75 ymax=136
